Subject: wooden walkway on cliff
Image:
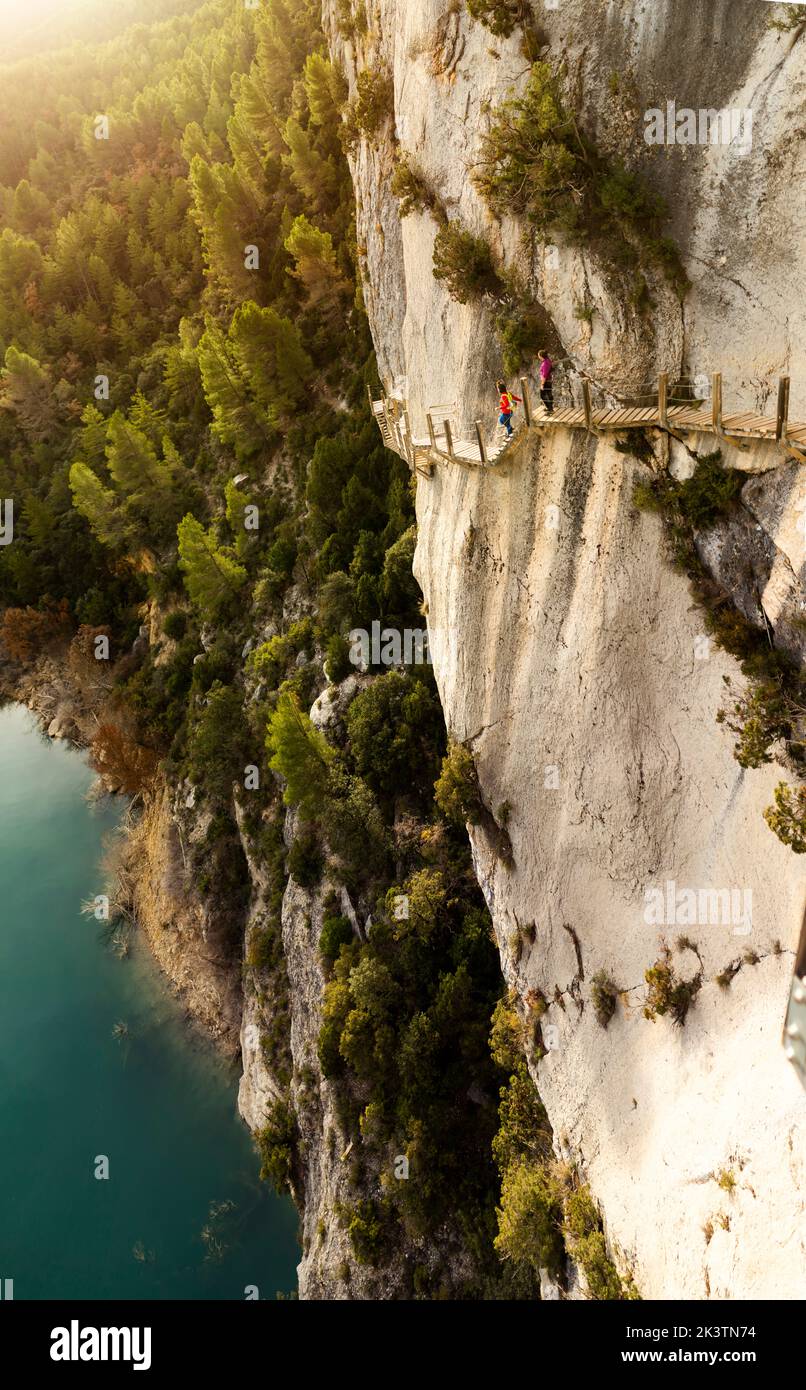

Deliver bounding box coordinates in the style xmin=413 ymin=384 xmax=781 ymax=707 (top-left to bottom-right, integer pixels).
xmin=370 ymin=373 xmax=806 ymax=477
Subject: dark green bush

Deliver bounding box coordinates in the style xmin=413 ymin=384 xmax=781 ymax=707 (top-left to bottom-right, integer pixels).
xmin=432 ymin=223 xmax=501 ymax=304
xmin=676 ymin=453 xmax=744 ymax=529
xmin=187 ymin=681 xmax=248 ymax=800
xmin=319 ymin=913 xmax=354 ymax=963
xmin=257 ymin=1098 xmax=297 ymax=1193
xmin=345 ymin=670 xmax=444 ymax=798
xmin=287 ymin=822 xmax=324 ymax=888
xmin=325 ymin=632 xmax=352 ymax=683
xmin=162 ymin=610 xmax=187 ymax=640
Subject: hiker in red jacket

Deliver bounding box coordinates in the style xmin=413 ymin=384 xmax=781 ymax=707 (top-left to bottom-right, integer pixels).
xmin=497 ymin=379 xmax=522 ymax=438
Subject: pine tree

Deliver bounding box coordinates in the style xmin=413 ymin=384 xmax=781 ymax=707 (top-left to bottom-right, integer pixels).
xmin=224 ymin=477 xmax=257 ymax=560
xmin=229 ymin=301 xmax=312 ymax=424
xmin=282 ymin=117 xmax=339 ymax=213
xmin=68 ymin=462 xmax=125 ymax=548
xmin=0 ymin=228 xmax=43 ymax=296
xmin=267 ymin=689 xmax=334 ymax=816
xmin=303 ymin=53 xmax=347 ymax=128
xmin=197 ymin=316 xmax=268 ymax=458
xmin=105 ymin=412 xmax=166 ymax=496
xmin=284 ymin=215 xmax=349 ymax=310
xmin=177 ymin=513 xmax=247 ymax=618
xmin=0 ymin=346 xmax=59 ymax=442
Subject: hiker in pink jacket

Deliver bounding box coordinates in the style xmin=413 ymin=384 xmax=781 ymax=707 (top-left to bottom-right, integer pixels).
xmin=537 ymin=350 xmax=554 ymax=415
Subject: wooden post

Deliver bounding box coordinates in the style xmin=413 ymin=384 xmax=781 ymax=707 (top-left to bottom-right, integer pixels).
xmin=475 ymin=421 xmax=487 ymax=465
xmin=712 ymin=372 xmax=723 ymax=432
xmin=582 ymin=378 xmax=593 ymax=433
xmin=388 ymin=400 xmax=403 ymax=458
xmin=381 ymin=396 xmax=395 ymax=448
xmin=520 ymin=377 xmax=532 ymax=427
xmin=367 ymin=385 xmax=375 ymax=412
xmin=776 ymin=376 xmax=790 ymax=443
xmin=426 ymin=413 xmax=436 ymax=451
xmin=658 ymin=372 xmax=668 ymax=429
xmin=402 ymin=407 xmax=414 ymax=468
xmin=443 ymin=418 xmax=455 ymax=459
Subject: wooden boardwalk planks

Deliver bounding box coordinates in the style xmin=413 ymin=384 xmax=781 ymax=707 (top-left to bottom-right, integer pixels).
xmin=370 ymin=382 xmax=806 ymax=474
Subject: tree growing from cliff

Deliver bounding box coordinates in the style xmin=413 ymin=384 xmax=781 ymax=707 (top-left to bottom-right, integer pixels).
xmin=177 ymin=514 xmax=247 ymax=620
xmin=475 ymin=60 xmax=686 ymax=294
xmin=267 ymin=690 xmax=335 ymax=816
xmin=187 ymin=681 xmax=248 ymax=801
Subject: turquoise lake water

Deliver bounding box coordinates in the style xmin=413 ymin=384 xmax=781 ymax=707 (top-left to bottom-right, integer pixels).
xmin=0 ymin=702 xmax=299 ymax=1300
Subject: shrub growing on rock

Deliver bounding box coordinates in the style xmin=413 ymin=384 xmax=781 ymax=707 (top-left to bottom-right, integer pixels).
xmin=591 ymin=971 xmax=619 ymax=1029
xmin=564 ymin=1184 xmax=632 ymax=1300
xmin=432 ymin=223 xmax=501 ymax=303
xmin=319 ymin=913 xmax=354 ymax=963
xmin=764 ymin=782 xmax=806 ymax=853
xmin=391 ymin=156 xmax=438 ymax=219
xmin=287 ymin=822 xmax=324 ymax=888
xmin=342 ymin=69 xmax=394 ymax=149
xmin=475 ymin=60 xmax=686 ymax=293
xmin=643 ymin=945 xmax=702 ymax=1025
xmin=435 ymin=740 xmax=485 ymax=826
xmin=467 ymin=0 xmax=529 ymax=37
xmin=257 ymin=1098 xmax=297 ymax=1193
xmin=494 ymin=1158 xmax=564 ymax=1276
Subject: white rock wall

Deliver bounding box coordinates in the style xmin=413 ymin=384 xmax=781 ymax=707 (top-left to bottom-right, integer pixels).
xmin=327 ymin=0 xmax=806 ymax=1296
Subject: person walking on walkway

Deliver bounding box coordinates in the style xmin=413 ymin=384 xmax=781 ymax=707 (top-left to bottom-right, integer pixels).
xmin=497 ymin=380 xmax=521 ymax=438
xmin=537 ymin=350 xmax=554 ymax=415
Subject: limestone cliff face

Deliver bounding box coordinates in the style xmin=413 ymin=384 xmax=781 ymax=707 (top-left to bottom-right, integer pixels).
xmin=327 ymin=0 xmax=806 ymax=1297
